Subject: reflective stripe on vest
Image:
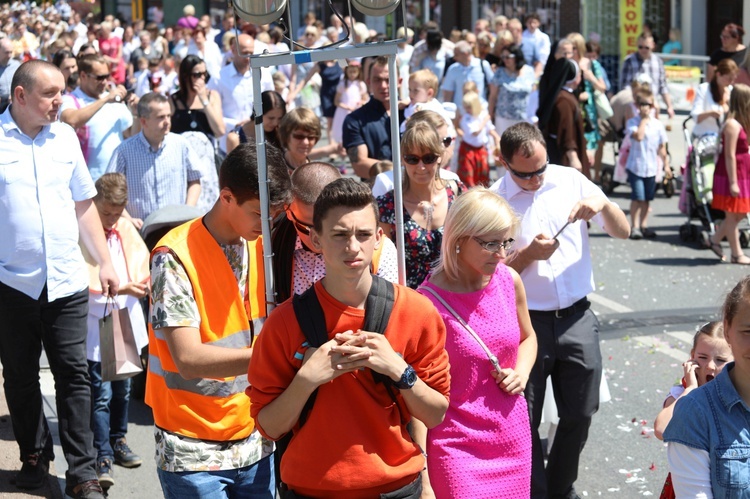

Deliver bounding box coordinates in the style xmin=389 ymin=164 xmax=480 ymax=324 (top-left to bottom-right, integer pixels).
xmin=148 ymin=354 xmax=250 ymax=397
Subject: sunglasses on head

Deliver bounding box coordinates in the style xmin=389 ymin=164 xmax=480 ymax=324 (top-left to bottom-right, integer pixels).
xmin=506 ymin=159 xmax=549 ymax=179
xmin=403 ymin=153 xmax=440 ymax=165
xmin=191 ymin=71 xmax=209 ymax=78
xmin=287 ymin=208 xmax=313 ymax=236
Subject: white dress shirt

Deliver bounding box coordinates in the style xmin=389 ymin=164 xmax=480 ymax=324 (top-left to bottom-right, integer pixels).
xmin=0 ymin=107 xmax=96 ymax=300
xmin=489 ymin=165 xmax=608 ymax=311
xmin=216 ymin=61 xmax=274 ymax=131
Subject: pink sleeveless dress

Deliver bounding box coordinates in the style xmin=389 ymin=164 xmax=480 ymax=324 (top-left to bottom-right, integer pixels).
xmin=419 ymin=265 xmax=531 ymax=498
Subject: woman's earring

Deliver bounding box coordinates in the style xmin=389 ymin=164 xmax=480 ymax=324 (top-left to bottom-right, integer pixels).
xmin=456 ymin=245 xmax=461 ymax=254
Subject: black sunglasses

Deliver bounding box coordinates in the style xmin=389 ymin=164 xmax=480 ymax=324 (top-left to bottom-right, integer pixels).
xmin=287 ymin=208 xmax=313 ymax=236
xmin=403 ymin=153 xmax=440 ymax=166
xmin=506 ymin=159 xmax=549 ymax=179
xmin=87 ymin=73 xmax=110 ymax=81
xmin=473 ymin=237 xmax=515 ymax=253
xmin=191 ymin=71 xmax=209 ymax=79
xmin=442 ymin=136 xmax=454 ymax=148
xmin=637 ymin=45 xmax=651 ymax=50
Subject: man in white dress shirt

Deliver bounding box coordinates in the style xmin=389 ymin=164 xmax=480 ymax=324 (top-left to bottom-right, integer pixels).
xmin=521 ymin=13 xmax=551 ymax=77
xmin=490 ymin=123 xmax=629 ymax=499
xmin=215 ymin=33 xmax=273 ymax=151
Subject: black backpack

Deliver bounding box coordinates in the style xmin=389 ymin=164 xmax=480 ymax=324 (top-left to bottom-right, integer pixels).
xmin=274 ymin=275 xmax=401 ymax=490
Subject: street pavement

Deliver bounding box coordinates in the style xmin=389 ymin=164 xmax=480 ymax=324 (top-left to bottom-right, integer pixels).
xmin=1 ymin=108 xmax=749 ymax=498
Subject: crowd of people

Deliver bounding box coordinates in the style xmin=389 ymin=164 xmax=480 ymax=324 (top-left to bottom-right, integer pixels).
xmin=0 ymin=1 xmax=749 ymax=499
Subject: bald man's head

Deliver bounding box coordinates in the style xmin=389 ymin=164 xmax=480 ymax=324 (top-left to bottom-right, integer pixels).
xmin=291 ymin=162 xmax=342 ymax=205
xmin=0 ymin=38 xmax=13 ymax=66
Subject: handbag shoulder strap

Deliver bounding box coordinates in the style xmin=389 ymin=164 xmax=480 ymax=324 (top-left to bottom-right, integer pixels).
xmin=419 ymin=285 xmax=502 ymax=374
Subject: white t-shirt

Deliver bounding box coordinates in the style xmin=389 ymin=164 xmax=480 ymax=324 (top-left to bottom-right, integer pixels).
xmin=60 ymin=88 xmax=133 ymax=181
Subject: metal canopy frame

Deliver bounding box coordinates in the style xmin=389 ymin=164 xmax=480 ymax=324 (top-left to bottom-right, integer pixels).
xmin=244 ymin=0 xmax=409 ymax=315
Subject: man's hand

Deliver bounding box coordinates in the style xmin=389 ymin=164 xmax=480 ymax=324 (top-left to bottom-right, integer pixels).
xmin=107 ymin=84 xmax=128 ymax=104
xmin=99 ymin=263 xmax=120 ymax=298
xmin=569 ymin=195 xmax=607 ymax=222
xmin=331 ymin=330 xmax=407 ymax=380
xmin=524 ymin=234 xmax=560 ymax=261
xmin=666 ymin=105 xmax=675 ymax=119
xmin=297 ymin=337 xmax=361 ymax=388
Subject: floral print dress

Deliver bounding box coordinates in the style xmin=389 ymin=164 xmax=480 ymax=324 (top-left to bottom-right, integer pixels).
xmin=377 ymin=182 xmax=464 ymax=289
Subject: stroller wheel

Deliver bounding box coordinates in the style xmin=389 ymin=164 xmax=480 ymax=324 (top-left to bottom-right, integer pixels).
xmin=600 ymin=168 xmax=615 ymax=195
xmin=679 ymin=223 xmax=694 ymax=242
xmin=741 ymin=230 xmax=750 ymax=249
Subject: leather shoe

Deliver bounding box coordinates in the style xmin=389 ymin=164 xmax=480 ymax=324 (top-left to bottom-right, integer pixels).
xmin=14 ymin=453 xmax=49 ymax=490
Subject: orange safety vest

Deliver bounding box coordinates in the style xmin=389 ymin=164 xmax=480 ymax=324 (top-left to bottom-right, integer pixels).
xmin=145 ymin=218 xmax=266 ymax=441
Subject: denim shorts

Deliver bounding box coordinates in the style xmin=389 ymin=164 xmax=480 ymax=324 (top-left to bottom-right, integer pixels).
xmin=627 ymin=171 xmax=657 ymax=201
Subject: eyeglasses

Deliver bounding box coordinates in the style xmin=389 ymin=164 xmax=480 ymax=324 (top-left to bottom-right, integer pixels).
xmin=291 ymin=132 xmax=319 ymax=142
xmin=442 ymin=136 xmax=455 ymax=148
xmin=637 ymin=101 xmax=653 ymax=107
xmin=473 ymin=237 xmax=514 ymax=253
xmin=403 ymin=153 xmax=440 ymax=165
xmin=637 ymin=45 xmax=651 ymax=50
xmin=87 ymin=73 xmax=110 ymax=81
xmin=506 ymin=159 xmax=548 ymax=179
xmin=191 ymin=71 xmax=209 ymax=79
xmin=287 ymin=208 xmax=313 ymax=236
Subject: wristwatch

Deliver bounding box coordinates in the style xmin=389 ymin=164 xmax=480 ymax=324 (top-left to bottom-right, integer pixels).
xmin=393 ymin=365 xmax=417 ymax=390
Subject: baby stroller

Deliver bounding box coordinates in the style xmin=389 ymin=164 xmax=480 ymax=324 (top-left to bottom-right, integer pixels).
xmin=677 ymin=116 xmax=749 ymax=248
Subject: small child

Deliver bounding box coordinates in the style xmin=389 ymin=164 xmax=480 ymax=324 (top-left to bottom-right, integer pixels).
xmin=80 ymin=173 xmax=151 ymax=490
xmin=654 ymin=321 xmax=731 ymax=499
xmin=367 ymin=160 xmax=393 ymax=188
xmin=625 ymin=87 xmax=669 ymax=240
xmin=273 ymin=71 xmax=293 ymax=111
xmin=457 ymin=90 xmax=501 ymax=187
xmin=331 ymin=61 xmax=367 ymax=144
xmin=401 ymin=69 xmax=454 ymax=132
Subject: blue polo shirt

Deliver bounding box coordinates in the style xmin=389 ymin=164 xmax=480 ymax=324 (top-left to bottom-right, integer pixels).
xmin=342 ymin=97 xmax=395 ymax=162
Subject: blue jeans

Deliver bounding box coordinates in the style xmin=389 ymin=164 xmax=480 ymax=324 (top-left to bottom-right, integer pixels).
xmin=88 ymin=360 xmax=130 ymax=459
xmin=157 ymin=455 xmax=275 ymax=499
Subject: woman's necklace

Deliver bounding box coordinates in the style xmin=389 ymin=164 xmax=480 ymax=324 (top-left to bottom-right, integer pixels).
xmin=405 ymin=190 xmax=439 ymax=229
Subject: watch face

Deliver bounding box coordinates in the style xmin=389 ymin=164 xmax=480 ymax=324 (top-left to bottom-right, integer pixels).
xmin=405 ymin=367 xmax=418 ymax=385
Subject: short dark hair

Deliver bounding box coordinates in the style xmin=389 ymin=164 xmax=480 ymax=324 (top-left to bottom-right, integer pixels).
xmin=219 ymin=142 xmax=291 ymax=207
xmin=52 ymin=49 xmax=75 ymax=68
xmin=501 ymin=43 xmax=526 ymax=68
xmin=426 ymin=30 xmax=442 ymax=51
xmin=11 ymin=60 xmax=60 ymax=96
xmin=77 ymin=54 xmax=106 ymax=75
xmin=525 ymin=13 xmax=540 ymax=23
xmin=500 ymin=122 xmax=546 ymax=164
xmin=137 ymin=92 xmax=169 ymax=117
xmin=313 ymin=178 xmax=377 ymax=232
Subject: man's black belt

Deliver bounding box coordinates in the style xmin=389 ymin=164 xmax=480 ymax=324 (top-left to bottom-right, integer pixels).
xmin=529 ymin=297 xmax=590 ymax=319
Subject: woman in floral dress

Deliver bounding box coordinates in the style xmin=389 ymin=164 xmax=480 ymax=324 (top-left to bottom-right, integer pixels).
xmin=377 ymin=121 xmax=464 ymax=289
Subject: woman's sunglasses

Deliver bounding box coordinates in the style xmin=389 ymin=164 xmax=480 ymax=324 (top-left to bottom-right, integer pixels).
xmin=191 ymin=71 xmax=209 ymax=79
xmin=403 ymin=153 xmax=440 ymax=166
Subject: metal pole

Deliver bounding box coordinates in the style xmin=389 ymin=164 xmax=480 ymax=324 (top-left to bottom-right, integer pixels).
xmin=388 ymin=54 xmax=406 ymax=286
xmin=252 ymin=66 xmax=276 ymax=315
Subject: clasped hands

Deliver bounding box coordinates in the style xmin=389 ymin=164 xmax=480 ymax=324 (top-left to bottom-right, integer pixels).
xmin=299 ymin=330 xmax=407 ymax=388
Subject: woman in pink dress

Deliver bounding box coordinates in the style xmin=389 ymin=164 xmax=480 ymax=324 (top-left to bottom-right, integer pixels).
xmin=417 ymin=187 xmax=537 ymax=498
xmin=98 ymin=21 xmax=126 ymax=85
xmin=710 ymin=83 xmax=750 ymax=264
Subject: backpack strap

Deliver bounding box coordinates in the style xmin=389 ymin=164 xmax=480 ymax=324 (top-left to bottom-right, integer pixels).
xmin=291 ymin=275 xmax=399 ymax=428
xmin=271 ymin=215 xmax=298 ymax=304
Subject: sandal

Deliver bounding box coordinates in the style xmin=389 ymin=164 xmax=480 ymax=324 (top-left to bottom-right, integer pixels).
xmin=709 ymin=242 xmax=726 ymax=262
xmin=731 ymin=254 xmax=750 ymax=265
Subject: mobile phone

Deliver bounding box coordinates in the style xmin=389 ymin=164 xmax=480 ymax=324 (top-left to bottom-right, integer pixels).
xmin=553 ymin=220 xmax=572 ymax=240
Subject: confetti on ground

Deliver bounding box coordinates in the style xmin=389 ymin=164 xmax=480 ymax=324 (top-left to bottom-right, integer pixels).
xmin=649 ymin=463 xmax=656 ymax=471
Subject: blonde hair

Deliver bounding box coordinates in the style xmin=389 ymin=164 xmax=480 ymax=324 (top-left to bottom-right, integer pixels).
xmin=566 ymin=32 xmax=587 ymax=59
xmin=728 ymin=83 xmax=750 ymax=135
xmin=462 ymin=80 xmax=478 ymax=95
xmin=409 ymin=69 xmax=439 ymax=94
xmin=433 ymin=187 xmax=519 ymax=281
xmin=492 ymin=29 xmax=514 ymax=57
xmin=463 ymin=90 xmax=482 ymax=117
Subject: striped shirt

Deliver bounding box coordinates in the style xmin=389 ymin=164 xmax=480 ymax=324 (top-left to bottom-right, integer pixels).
xmin=619 ymin=52 xmax=668 ymax=96
xmin=106 ymin=132 xmax=202 ymax=221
